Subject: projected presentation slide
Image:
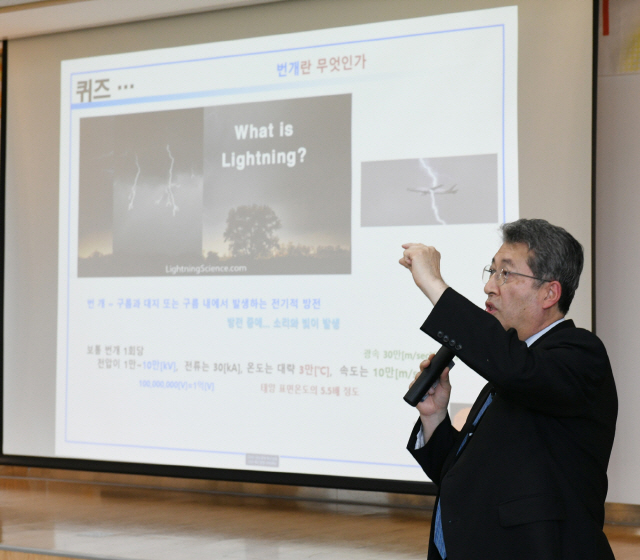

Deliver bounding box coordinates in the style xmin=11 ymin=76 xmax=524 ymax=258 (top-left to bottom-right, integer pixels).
xmin=57 ymin=6 xmax=518 ymax=482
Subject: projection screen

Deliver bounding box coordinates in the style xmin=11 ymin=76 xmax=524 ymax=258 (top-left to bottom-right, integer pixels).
xmin=2 ymin=0 xmax=596 ymax=492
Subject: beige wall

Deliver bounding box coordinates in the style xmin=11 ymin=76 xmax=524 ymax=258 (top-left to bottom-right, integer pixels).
xmin=597 ymin=0 xmax=640 ymax=504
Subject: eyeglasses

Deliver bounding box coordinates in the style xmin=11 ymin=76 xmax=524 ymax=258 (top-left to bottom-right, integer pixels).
xmin=482 ymin=266 xmax=549 ymax=286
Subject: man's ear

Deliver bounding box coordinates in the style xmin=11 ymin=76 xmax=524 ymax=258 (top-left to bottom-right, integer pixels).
xmin=541 ymin=280 xmax=562 ymax=310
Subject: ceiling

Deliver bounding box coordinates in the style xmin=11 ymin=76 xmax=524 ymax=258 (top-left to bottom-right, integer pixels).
xmin=0 ymin=0 xmax=282 ymax=40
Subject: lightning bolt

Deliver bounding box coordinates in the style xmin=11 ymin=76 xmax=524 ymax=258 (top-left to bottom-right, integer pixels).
xmin=127 ymin=154 xmax=141 ymax=211
xmin=157 ymin=144 xmax=180 ymax=216
xmin=419 ymin=159 xmax=446 ymax=225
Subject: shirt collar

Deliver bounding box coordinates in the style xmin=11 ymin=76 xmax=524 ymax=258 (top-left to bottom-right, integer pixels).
xmin=525 ymin=317 xmax=565 ymax=347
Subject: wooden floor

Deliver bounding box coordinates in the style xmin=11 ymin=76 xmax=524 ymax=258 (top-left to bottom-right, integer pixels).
xmin=0 ymin=472 xmax=638 ymax=560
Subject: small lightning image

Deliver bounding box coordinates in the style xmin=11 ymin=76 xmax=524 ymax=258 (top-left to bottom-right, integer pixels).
xmin=156 ymin=144 xmax=180 ymax=216
xmin=127 ymin=154 xmax=141 ymax=211
xmin=417 ymin=158 xmax=446 ymax=225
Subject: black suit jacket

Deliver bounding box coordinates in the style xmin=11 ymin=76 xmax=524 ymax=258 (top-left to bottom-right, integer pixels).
xmin=408 ymin=288 xmax=617 ymax=560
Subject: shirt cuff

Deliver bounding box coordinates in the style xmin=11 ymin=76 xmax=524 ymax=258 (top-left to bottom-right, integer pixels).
xmin=414 ymin=425 xmax=426 ymax=450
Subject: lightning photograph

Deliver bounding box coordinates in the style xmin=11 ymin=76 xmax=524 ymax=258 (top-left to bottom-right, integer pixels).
xmin=76 ymin=108 xmax=204 ymax=276
xmin=360 ymin=154 xmax=499 ymax=227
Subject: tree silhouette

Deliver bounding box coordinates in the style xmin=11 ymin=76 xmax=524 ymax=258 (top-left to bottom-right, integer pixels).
xmin=224 ymin=204 xmax=282 ymax=258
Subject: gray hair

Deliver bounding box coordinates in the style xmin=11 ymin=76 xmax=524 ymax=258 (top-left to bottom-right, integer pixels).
xmin=501 ymin=218 xmax=584 ymax=314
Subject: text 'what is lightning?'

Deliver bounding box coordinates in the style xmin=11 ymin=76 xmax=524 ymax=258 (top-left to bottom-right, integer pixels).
xmin=222 ymin=121 xmax=307 ymax=171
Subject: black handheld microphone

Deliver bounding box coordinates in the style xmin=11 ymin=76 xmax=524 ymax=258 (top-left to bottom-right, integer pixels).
xmin=403 ymin=346 xmax=456 ymax=407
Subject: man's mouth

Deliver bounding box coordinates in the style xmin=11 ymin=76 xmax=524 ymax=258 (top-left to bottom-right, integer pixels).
xmin=485 ymin=301 xmax=496 ymax=314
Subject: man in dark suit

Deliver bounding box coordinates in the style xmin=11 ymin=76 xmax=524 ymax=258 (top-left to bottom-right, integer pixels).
xmin=399 ymin=219 xmax=617 ymax=560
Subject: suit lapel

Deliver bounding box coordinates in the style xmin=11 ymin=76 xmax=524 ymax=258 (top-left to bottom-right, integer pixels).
xmin=441 ymin=383 xmax=493 ymax=474
xmin=440 ymin=320 xmax=575 ymax=475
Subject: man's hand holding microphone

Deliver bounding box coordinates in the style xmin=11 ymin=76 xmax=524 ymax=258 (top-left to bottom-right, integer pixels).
xmin=399 ymin=243 xmax=454 ymax=440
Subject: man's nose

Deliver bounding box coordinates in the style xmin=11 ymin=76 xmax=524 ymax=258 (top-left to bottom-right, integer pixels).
xmin=484 ymin=275 xmax=498 ymax=295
